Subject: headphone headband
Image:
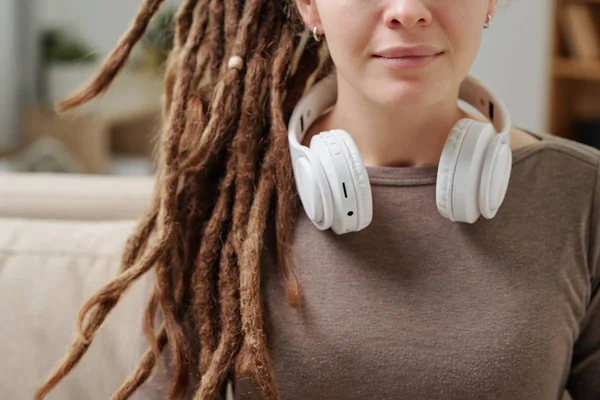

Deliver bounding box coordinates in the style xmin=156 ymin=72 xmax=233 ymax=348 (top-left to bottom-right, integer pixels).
xmin=287 ymin=73 xmax=514 ymax=232
xmin=287 ymin=73 xmax=511 ymax=158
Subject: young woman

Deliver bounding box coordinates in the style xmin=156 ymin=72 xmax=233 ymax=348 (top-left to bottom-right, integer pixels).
xmin=37 ymin=0 xmax=599 ymax=399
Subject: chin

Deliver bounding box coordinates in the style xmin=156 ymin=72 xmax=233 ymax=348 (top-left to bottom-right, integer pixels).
xmin=370 ymin=78 xmax=439 ymax=107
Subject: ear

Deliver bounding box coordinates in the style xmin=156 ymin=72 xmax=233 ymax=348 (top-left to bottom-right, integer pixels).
xmin=488 ymin=0 xmax=498 ymax=17
xmin=294 ymin=0 xmax=322 ymax=31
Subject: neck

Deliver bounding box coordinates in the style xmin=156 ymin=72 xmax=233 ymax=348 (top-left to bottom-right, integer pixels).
xmin=318 ymin=76 xmax=470 ymax=168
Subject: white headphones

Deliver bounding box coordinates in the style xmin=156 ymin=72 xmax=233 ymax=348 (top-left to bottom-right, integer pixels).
xmin=287 ymin=73 xmax=512 ymax=235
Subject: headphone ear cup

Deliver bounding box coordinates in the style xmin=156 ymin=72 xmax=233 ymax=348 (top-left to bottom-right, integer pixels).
xmin=329 ymin=130 xmax=373 ymax=231
xmin=436 ymin=119 xmax=471 ymax=221
xmin=479 ymin=134 xmax=512 ymax=219
xmin=437 ymin=119 xmax=496 ymax=223
xmin=293 ymin=149 xmax=334 ymax=230
xmin=452 ymin=122 xmax=495 ymax=223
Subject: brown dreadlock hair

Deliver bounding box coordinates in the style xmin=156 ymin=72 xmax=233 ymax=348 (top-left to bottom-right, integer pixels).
xmin=35 ymin=0 xmax=335 ymax=399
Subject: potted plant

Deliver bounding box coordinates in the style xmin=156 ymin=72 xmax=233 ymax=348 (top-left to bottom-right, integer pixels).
xmin=140 ymin=6 xmax=176 ymax=70
xmin=40 ymin=28 xmax=99 ymax=107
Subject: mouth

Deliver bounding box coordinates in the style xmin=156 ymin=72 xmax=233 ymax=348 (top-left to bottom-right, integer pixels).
xmin=374 ymin=45 xmax=443 ymax=59
xmin=373 ymin=51 xmax=443 ymax=69
xmin=374 ymin=53 xmax=443 ymax=59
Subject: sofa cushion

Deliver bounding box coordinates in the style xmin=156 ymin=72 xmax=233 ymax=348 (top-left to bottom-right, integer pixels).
xmin=0 ymin=217 xmax=150 ymax=400
xmin=0 ymin=172 xmax=153 ymax=221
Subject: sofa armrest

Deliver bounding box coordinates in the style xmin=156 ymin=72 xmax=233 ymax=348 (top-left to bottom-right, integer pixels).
xmin=0 ymin=172 xmax=154 ymax=221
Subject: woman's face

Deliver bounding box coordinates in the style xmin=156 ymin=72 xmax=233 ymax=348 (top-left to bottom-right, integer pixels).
xmin=295 ymin=0 xmax=497 ymax=108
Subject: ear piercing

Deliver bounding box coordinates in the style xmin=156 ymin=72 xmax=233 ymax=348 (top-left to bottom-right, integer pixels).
xmin=484 ymin=13 xmax=493 ymax=29
xmin=313 ymin=26 xmax=321 ymax=42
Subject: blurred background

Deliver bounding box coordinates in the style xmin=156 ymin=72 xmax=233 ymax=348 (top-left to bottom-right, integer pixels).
xmin=0 ymin=0 xmax=181 ymax=175
xmin=0 ymin=0 xmax=598 ymax=175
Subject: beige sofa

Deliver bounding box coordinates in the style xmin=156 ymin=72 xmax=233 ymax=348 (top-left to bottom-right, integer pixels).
xmin=0 ymin=172 xmax=154 ymax=400
xmin=0 ymin=172 xmax=573 ymax=400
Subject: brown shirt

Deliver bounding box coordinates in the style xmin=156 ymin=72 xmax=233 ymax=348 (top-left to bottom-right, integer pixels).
xmin=135 ymin=130 xmax=600 ymax=400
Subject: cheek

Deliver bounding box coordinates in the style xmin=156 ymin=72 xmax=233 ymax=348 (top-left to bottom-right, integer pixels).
xmin=319 ymin=0 xmax=377 ymax=56
xmin=438 ymin=8 xmax=485 ymax=68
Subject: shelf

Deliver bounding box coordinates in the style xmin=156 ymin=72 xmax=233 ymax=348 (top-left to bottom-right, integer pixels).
xmin=553 ymin=58 xmax=600 ymax=81
xmin=549 ymin=0 xmax=600 ymax=137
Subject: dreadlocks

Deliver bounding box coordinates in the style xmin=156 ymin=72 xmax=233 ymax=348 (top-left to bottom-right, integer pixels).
xmin=35 ymin=0 xmax=335 ymax=398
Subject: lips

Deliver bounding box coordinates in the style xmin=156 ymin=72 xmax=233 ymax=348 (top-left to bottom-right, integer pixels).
xmin=374 ymin=45 xmax=442 ymax=59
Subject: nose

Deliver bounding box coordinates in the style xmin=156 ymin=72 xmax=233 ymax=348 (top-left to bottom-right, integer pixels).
xmin=383 ymin=0 xmax=432 ymax=29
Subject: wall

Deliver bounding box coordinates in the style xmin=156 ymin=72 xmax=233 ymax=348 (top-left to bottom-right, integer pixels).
xmin=0 ymin=0 xmax=19 ymax=147
xmin=36 ymin=0 xmax=181 ymax=56
xmin=35 ymin=0 xmax=555 ymax=133
xmin=36 ymin=0 xmax=150 ymax=57
xmin=471 ymin=1 xmax=554 ymax=133
xmin=0 ymin=0 xmax=555 ymax=147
